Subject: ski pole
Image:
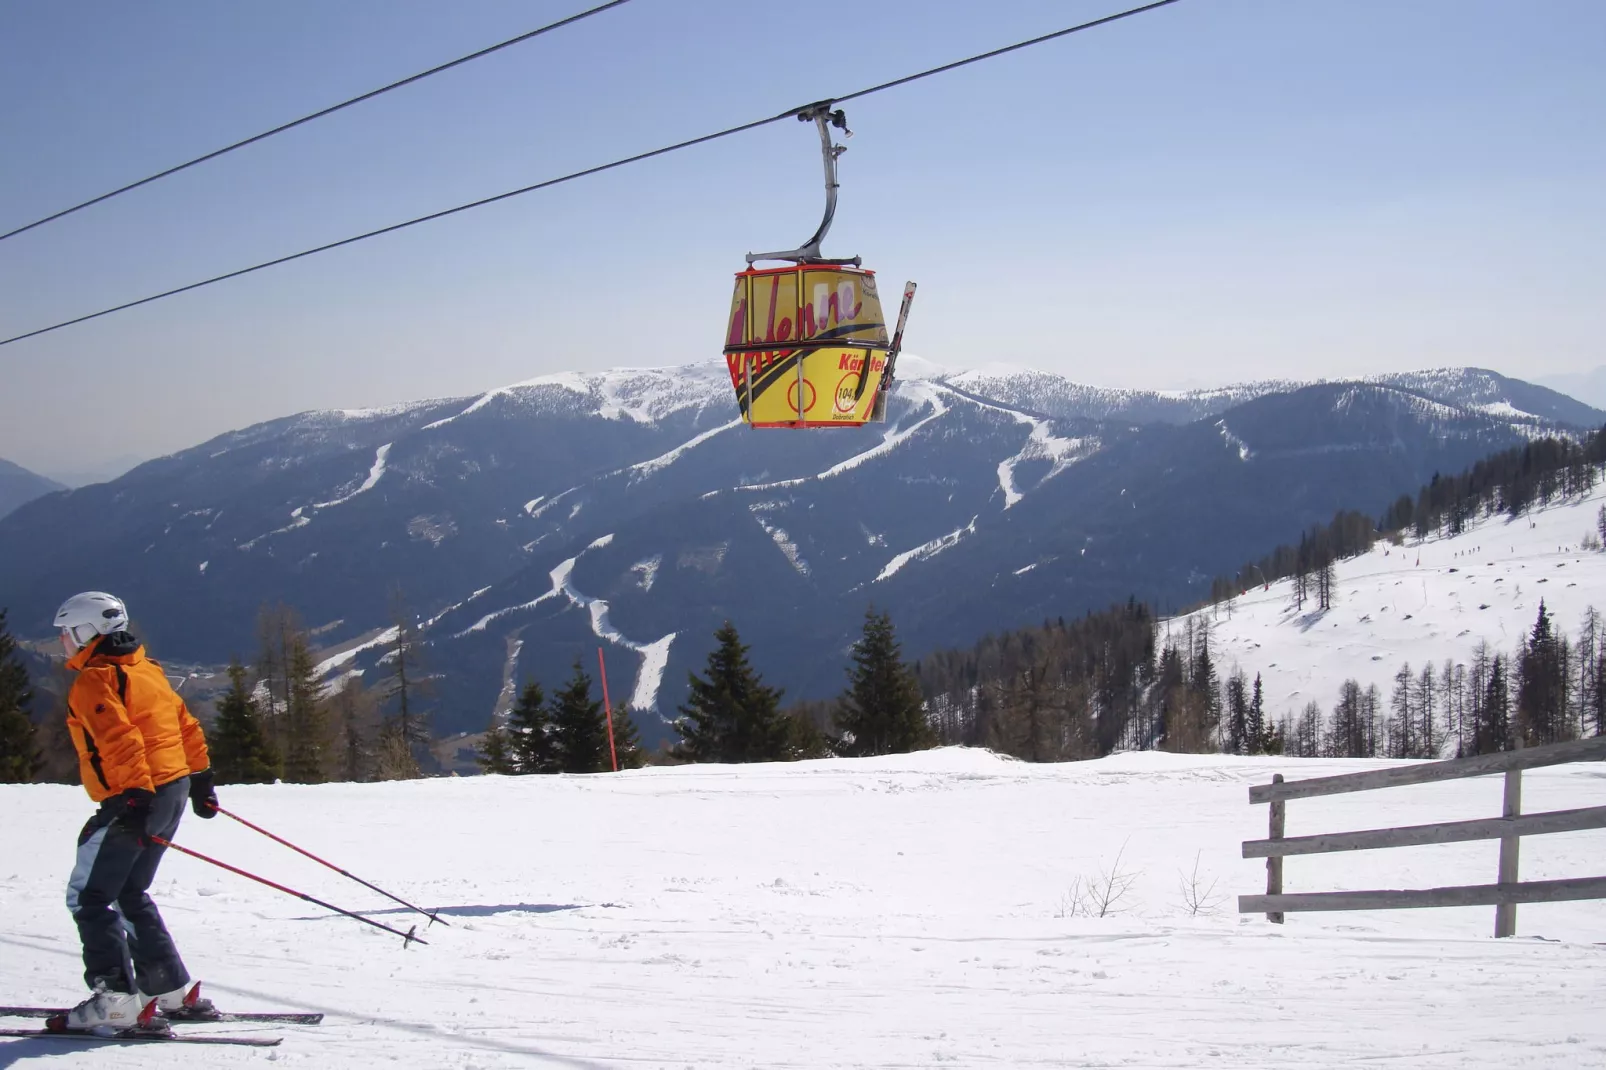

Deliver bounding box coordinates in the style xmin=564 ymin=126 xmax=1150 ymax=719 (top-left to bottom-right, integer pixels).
xmin=211 ymin=805 xmax=450 ymax=928
xmin=150 ymin=836 xmax=425 ymax=948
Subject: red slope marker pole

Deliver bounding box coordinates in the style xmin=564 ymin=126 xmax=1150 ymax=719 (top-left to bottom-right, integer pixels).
xmin=151 ymin=836 xmax=424 ymax=947
xmin=598 ymin=646 xmax=618 ymax=772
xmin=211 ymin=806 xmax=449 ymax=928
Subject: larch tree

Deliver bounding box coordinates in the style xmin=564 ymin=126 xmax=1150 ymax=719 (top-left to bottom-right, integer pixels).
xmin=673 ymin=621 xmax=788 ymax=764
xmin=834 ymin=608 xmax=933 ymax=758
xmin=386 ymin=590 xmax=433 ymax=764
xmin=0 ymin=609 xmax=42 ymax=784
xmin=1388 ymin=662 xmax=1415 ymax=759
xmin=282 ymin=632 xmax=333 ymax=783
xmin=330 ymin=675 xmax=380 ymax=783
xmin=255 ymin=602 xmax=300 ymax=757
xmin=1415 ymin=662 xmax=1441 ymax=758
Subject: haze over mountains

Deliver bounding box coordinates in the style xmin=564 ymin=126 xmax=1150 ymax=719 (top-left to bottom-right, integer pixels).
xmin=0 ymin=458 xmax=63 ymax=521
xmin=1539 ymin=365 xmax=1606 ymax=412
xmin=0 ymin=361 xmax=1599 ymax=742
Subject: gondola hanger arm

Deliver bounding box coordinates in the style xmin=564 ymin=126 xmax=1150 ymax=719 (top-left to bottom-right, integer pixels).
xmin=747 ymin=103 xmax=859 ymax=266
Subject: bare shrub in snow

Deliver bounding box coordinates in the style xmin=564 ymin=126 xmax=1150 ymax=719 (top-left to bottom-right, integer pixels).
xmin=1177 ymin=850 xmax=1225 ymax=917
xmin=1054 ymin=877 xmax=1087 ymax=919
xmin=1057 ymin=842 xmax=1141 ymax=918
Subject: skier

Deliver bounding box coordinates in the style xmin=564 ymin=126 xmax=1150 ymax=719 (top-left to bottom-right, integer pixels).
xmin=52 ymin=591 xmax=220 ymax=1033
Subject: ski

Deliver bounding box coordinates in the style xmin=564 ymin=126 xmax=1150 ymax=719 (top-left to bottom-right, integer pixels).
xmin=0 ymin=1004 xmax=322 ymax=1025
xmin=0 ymin=1026 xmax=281 ymax=1047
xmin=865 ymin=280 xmax=917 ymax=421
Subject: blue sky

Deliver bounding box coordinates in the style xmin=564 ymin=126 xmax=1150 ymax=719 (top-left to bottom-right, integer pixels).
xmin=2 ymin=0 xmax=1603 ymax=479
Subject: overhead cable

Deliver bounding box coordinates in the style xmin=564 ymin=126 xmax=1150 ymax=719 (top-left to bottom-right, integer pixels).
xmin=0 ymin=0 xmax=635 ymax=243
xmin=0 ymin=0 xmax=1184 ymax=349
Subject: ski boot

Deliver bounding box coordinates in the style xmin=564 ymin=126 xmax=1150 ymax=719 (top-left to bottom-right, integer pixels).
xmin=46 ymin=985 xmax=168 ymax=1037
xmin=144 ymin=981 xmax=219 ymax=1021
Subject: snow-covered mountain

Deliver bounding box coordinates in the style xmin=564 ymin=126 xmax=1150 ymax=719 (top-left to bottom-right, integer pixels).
xmin=0 ymin=360 xmax=1599 ymax=740
xmin=1172 ymin=480 xmax=1606 ymax=733
xmin=946 ymin=363 xmax=1603 ymax=429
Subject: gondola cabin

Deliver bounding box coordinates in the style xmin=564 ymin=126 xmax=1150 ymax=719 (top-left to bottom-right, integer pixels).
xmin=723 ymin=264 xmax=889 ymax=428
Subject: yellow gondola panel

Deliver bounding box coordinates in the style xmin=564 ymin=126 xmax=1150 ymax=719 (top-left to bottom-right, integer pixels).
xmin=723 ymin=265 xmax=890 ymax=427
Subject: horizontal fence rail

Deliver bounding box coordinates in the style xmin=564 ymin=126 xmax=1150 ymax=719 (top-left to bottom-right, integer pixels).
xmin=1240 ymin=875 xmax=1606 ymax=915
xmin=1242 ymin=804 xmax=1606 ymax=859
xmin=1248 ymin=736 xmax=1606 ymax=804
xmin=1239 ymin=736 xmax=1606 ymax=937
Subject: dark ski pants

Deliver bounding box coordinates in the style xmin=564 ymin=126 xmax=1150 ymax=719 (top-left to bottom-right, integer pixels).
xmin=66 ymin=776 xmax=192 ymax=996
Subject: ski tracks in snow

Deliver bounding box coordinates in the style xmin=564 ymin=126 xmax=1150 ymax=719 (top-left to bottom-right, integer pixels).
xmin=457 ymin=534 xmax=676 ymax=711
xmin=238 ymin=443 xmax=393 ymax=550
xmin=929 ymin=383 xmax=1093 ymax=510
xmin=876 ymin=516 xmax=979 ymax=582
xmin=735 ymin=382 xmax=951 ymax=493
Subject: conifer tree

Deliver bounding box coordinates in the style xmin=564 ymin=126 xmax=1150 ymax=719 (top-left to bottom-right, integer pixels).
xmin=607 ymin=704 xmax=646 ymax=770
xmin=1248 ymin=673 xmax=1267 ymax=754
xmin=1174 ymin=632 xmax=1220 ymax=752
xmin=834 ymin=608 xmax=933 ymax=758
xmin=476 ymin=712 xmax=517 ymax=774
xmin=506 ymin=681 xmax=557 ymax=774
xmin=550 ymin=660 xmax=610 ymax=774
xmin=786 ymin=707 xmax=834 ymax=760
xmin=0 ymin=609 xmax=42 ymax=784
xmin=1478 ymin=655 xmax=1511 ymax=753
xmin=209 ymin=658 xmax=280 ymax=784
xmin=1224 ymin=670 xmax=1249 ymax=755
xmin=1517 ymin=600 xmax=1567 ymax=745
xmin=673 ymin=621 xmax=788 ymax=764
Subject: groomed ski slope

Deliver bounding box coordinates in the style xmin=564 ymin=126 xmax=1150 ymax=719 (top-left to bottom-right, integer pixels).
xmin=1171 ymin=482 xmax=1606 ymax=729
xmin=2 ymin=750 xmax=1603 ymax=1067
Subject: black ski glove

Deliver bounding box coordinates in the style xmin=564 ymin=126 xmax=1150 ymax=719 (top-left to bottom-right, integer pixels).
xmin=188 ymin=768 xmax=218 ymax=818
xmin=114 ymin=787 xmax=155 ymax=841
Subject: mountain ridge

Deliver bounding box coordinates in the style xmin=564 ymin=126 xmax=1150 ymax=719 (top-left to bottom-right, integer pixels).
xmin=0 ymin=457 xmax=65 ymax=521
xmin=1 ymin=362 xmax=1598 ymax=743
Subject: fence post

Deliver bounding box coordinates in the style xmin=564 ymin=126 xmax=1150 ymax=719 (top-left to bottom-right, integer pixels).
xmin=1494 ymin=765 xmax=1523 ymax=938
xmin=1267 ymin=773 xmax=1285 ymax=924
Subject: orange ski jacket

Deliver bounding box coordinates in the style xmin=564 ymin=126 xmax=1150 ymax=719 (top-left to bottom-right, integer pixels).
xmin=65 ymin=634 xmax=210 ymax=802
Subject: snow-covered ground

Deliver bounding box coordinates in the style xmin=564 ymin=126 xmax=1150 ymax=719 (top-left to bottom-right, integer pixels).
xmin=3 ymin=749 xmax=1603 ymax=1067
xmin=1172 ymin=482 xmax=1606 ymax=727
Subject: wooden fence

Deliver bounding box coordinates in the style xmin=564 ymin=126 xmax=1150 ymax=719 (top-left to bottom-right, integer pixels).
xmin=1238 ymin=736 xmax=1606 ymax=937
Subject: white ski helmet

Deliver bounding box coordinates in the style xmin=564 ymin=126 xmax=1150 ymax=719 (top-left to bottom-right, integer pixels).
xmin=54 ymin=591 xmax=129 ymax=652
